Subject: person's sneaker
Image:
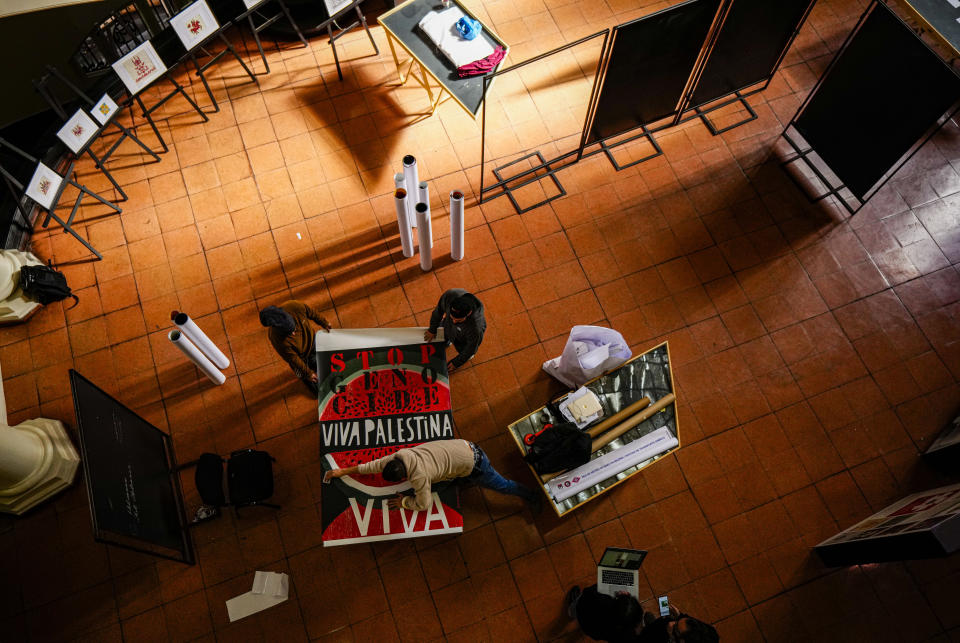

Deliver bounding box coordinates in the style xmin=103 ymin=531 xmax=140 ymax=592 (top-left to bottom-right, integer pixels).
xmin=192 ymin=504 xmax=220 ymax=524
xmin=565 ymin=585 xmax=581 ymax=619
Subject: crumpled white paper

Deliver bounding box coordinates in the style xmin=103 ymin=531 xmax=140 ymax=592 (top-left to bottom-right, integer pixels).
xmin=543 ymin=325 xmax=632 ymax=388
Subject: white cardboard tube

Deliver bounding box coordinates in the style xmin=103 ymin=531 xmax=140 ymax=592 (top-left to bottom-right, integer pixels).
xmin=169 ymin=329 xmax=226 ymax=385
xmin=394 ymin=172 xmax=405 ymax=190
xmin=416 ymin=202 xmax=432 ymax=271
xmin=403 ymin=155 xmax=418 ymax=228
xmin=418 ymin=181 xmax=433 ymax=247
xmin=394 ymin=189 xmax=415 ymax=258
xmin=450 ymin=190 xmax=464 ymax=261
xmin=172 ymin=311 xmax=230 ymax=369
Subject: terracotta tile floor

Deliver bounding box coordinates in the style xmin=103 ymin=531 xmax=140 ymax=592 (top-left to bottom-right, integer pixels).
xmin=3 ymin=0 xmax=960 ymax=640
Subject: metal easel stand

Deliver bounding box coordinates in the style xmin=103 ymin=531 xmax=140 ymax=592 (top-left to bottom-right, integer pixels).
xmin=0 ymin=151 xmax=120 ymax=261
xmin=133 ymin=70 xmax=210 ymax=153
xmin=241 ymin=0 xmax=310 ymax=75
xmin=327 ymin=3 xmax=380 ymax=81
xmin=189 ymin=31 xmax=261 ymax=112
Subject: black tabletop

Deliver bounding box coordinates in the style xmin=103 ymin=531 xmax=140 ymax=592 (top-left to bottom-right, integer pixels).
xmin=379 ymin=0 xmax=505 ymax=116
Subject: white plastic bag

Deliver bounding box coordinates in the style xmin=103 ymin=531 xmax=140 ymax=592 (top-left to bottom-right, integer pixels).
xmin=542 ymin=325 xmax=632 ymax=388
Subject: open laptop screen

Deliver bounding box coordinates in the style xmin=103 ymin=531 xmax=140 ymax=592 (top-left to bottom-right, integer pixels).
xmin=600 ymin=547 xmax=647 ymax=570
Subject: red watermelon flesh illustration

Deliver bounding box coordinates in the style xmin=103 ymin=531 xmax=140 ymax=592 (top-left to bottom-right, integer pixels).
xmin=324 ymin=443 xmax=422 ymax=496
xmin=320 ymin=367 xmax=450 ymax=421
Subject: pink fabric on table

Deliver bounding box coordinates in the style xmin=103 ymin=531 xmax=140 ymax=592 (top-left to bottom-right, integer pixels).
xmin=456 ymin=46 xmax=506 ymax=78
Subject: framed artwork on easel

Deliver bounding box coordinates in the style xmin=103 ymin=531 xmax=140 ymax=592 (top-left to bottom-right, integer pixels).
xmin=112 ymin=41 xmax=168 ymax=96
xmin=323 ymin=0 xmax=351 ymax=18
xmin=56 ymin=109 xmax=99 ymax=154
xmin=170 ymin=0 xmax=221 ymax=51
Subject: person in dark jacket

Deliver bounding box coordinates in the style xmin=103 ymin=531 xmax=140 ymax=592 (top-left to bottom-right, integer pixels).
xmin=260 ymin=301 xmax=331 ymax=394
xmin=565 ymin=585 xmax=719 ymax=643
xmin=424 ymin=289 xmax=485 ymax=371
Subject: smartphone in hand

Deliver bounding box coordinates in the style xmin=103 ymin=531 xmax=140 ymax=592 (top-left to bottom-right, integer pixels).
xmin=658 ymin=596 xmax=670 ymax=617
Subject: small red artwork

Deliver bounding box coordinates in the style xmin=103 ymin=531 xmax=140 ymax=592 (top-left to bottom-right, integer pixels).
xmin=130 ymin=55 xmax=155 ymax=82
xmin=38 ymin=178 xmax=51 ymax=195
xmin=187 ymin=17 xmax=203 ymax=35
xmin=72 ymin=124 xmax=84 ymax=138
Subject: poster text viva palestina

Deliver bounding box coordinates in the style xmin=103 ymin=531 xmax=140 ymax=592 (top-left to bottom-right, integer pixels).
xmin=321 ymin=415 xmax=454 ymax=447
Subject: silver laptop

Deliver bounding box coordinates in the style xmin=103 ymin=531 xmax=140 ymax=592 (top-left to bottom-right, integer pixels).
xmin=597 ymin=547 xmax=647 ymax=598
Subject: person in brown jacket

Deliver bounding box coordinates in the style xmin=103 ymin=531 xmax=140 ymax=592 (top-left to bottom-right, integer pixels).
xmin=260 ymin=301 xmax=331 ymax=394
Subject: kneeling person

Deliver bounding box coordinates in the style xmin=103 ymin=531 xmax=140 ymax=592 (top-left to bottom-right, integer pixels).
xmin=325 ymin=438 xmax=540 ymax=512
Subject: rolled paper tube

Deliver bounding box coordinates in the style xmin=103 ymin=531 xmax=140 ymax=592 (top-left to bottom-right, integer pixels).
xmin=586 ymin=396 xmax=651 ymax=438
xmin=450 ymin=190 xmax=464 ymax=261
xmin=394 ymin=189 xmax=414 ymax=258
xmin=169 ymin=329 xmax=226 ymax=385
xmin=540 ymin=393 xmax=676 ymax=483
xmin=418 ymin=181 xmax=433 ymax=247
xmin=171 ymin=310 xmax=229 ymax=369
xmin=402 ymin=155 xmax=418 ymax=228
xmin=591 ymin=393 xmax=676 ymax=452
xmin=416 ymin=202 xmax=432 ymax=271
xmin=394 ymin=172 xmax=405 ymax=190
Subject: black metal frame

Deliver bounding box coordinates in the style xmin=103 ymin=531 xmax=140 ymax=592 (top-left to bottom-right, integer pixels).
xmin=35 ymin=65 xmax=163 ymax=176
xmin=69 ymin=370 xmax=195 ymax=565
xmin=316 ymin=0 xmax=380 ymax=81
xmin=583 ymin=0 xmax=730 ymax=171
xmin=129 ymin=66 xmax=210 ymax=153
xmin=780 ymin=0 xmax=960 ymax=216
xmin=238 ymin=0 xmax=309 ymax=75
xmin=0 ymin=138 xmax=122 ymax=261
xmin=678 ymin=0 xmax=817 ymax=135
xmin=491 ymin=151 xmax=567 ymax=214
xmin=478 ymin=30 xmax=610 ymax=208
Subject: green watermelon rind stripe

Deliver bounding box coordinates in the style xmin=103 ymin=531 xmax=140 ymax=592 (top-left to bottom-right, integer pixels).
xmin=318 ymin=363 xmax=450 ymax=418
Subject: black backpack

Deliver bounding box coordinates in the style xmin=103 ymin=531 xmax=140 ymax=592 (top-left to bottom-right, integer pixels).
xmin=19 ymin=264 xmax=79 ymax=307
xmin=523 ymin=422 xmax=592 ymax=474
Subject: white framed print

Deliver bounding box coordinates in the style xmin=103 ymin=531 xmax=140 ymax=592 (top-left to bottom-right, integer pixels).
xmin=90 ymin=93 xmax=119 ymax=125
xmin=25 ymin=162 xmax=65 ymax=210
xmin=112 ymin=41 xmax=167 ymax=96
xmin=324 ymin=0 xmax=351 ymax=18
xmin=170 ymin=0 xmax=220 ymax=51
xmin=241 ymin=0 xmax=268 ymax=10
xmin=57 ymin=109 xmax=99 ymax=154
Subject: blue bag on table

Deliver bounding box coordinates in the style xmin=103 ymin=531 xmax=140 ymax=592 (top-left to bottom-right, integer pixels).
xmin=456 ymin=16 xmax=482 ymax=40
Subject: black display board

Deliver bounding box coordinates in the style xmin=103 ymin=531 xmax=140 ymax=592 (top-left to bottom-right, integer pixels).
xmin=815 ymin=483 xmax=960 ymax=566
xmin=793 ymin=2 xmax=960 ymax=200
xmin=587 ymin=0 xmax=722 ymax=144
xmin=690 ymin=0 xmax=815 ymax=108
xmin=70 ymin=370 xmax=193 ymax=563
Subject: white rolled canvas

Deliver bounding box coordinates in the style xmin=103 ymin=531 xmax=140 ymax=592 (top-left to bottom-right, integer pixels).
xmin=449 ymin=190 xmax=464 ymax=261
xmin=416 ymin=202 xmax=432 ymax=271
xmin=172 ymin=311 xmax=230 ymax=369
xmin=169 ymin=329 xmax=226 ymax=385
xmin=417 ymin=181 xmax=433 ymax=248
xmin=394 ymin=172 xmax=405 ymax=190
xmin=394 ymin=189 xmax=415 ymax=258
xmin=402 ymin=155 xmax=418 ymax=228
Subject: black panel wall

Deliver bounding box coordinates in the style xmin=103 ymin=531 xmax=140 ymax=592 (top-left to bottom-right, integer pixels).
xmin=690 ymin=0 xmax=815 ymax=108
xmin=793 ymin=2 xmax=960 ymax=199
xmin=587 ymin=0 xmax=722 ymax=144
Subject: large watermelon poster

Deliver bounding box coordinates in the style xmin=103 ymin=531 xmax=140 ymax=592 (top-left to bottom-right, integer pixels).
xmin=317 ymin=328 xmax=463 ymax=546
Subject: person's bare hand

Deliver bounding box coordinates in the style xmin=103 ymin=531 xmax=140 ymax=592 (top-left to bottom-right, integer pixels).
xmin=387 ymin=495 xmax=404 ymax=510
xmin=424 ymin=330 xmax=436 ymax=342
xmin=615 ymin=591 xmax=630 ymax=597
xmin=323 ymin=469 xmax=342 ymax=483
xmin=309 ymin=372 xmax=318 ymax=383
